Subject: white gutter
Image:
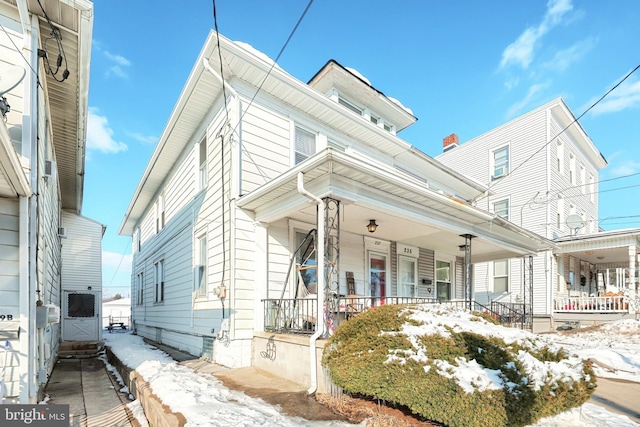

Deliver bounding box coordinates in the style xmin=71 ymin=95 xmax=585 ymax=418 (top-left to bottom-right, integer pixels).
xmin=297 ymin=172 xmax=325 ymax=395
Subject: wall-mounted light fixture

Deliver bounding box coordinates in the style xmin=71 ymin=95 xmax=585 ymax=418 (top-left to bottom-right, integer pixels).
xmin=367 ymin=220 xmax=378 ymax=233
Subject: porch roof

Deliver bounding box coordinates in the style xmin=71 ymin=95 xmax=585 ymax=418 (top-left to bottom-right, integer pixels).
xmin=237 ymin=148 xmax=554 ymax=263
xmin=554 ymin=229 xmax=640 ymax=266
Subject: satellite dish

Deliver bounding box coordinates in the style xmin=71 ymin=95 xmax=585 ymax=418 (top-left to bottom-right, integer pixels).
xmin=0 ymin=63 xmax=26 ymax=117
xmin=566 ymin=214 xmax=584 ymax=231
xmin=0 ymin=62 xmax=26 ymax=95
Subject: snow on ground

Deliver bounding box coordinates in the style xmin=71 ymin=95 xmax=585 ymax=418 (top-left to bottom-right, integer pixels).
xmin=104 ymin=314 xmax=640 ymax=427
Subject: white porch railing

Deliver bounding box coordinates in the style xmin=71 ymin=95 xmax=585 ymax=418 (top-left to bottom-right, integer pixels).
xmin=554 ymin=295 xmax=630 ymax=313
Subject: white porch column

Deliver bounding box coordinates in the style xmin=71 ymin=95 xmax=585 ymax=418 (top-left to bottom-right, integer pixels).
xmin=629 ymin=244 xmax=637 ymax=291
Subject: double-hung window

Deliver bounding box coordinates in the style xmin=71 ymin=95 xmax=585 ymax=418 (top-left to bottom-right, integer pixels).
xmin=154 ymin=259 xmax=165 ymax=303
xmin=492 ymin=146 xmax=509 ymax=179
xmin=493 ymin=199 xmax=509 ymax=220
xmin=196 ymin=236 xmax=207 ymax=296
xmin=199 ymin=138 xmax=207 ymax=189
xmin=136 ymin=272 xmax=144 ymax=306
xmin=493 ymin=260 xmax=509 ymax=293
xmin=294 ymin=126 xmax=316 ymax=165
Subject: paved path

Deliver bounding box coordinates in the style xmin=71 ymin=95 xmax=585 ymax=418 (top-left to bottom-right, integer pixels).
xmin=589 ymin=377 xmax=640 ymax=424
xmin=45 ymin=358 xmax=134 ymax=427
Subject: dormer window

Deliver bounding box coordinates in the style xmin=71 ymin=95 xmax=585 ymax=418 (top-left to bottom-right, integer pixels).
xmin=338 ymin=96 xmax=363 ymax=116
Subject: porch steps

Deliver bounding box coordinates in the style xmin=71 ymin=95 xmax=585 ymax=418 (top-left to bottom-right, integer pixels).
xmin=58 ymin=341 xmax=105 ymax=359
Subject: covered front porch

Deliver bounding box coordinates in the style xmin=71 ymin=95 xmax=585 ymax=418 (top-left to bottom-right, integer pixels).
xmin=238 ymin=148 xmax=552 ymax=338
xmin=553 ymin=230 xmax=640 ymax=319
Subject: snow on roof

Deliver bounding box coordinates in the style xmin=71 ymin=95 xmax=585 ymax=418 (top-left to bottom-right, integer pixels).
xmin=344 ymin=66 xmax=371 ymax=86
xmin=233 ymin=41 xmax=282 ymax=71
xmin=387 ymin=96 xmax=414 ymax=116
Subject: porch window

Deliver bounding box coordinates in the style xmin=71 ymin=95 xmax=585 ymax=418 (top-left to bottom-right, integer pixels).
xmin=492 ymin=146 xmax=509 ymax=180
xmin=294 ymin=127 xmax=316 ymax=165
xmin=196 ymin=236 xmax=207 ymax=296
xmin=493 ymin=199 xmax=509 ymax=220
xmin=296 ymin=231 xmax=317 ymax=294
xmin=155 ymin=259 xmax=165 ymax=303
xmin=493 ymin=260 xmax=509 ymax=293
xmin=436 ymin=260 xmax=451 ymax=300
xmin=398 ymin=256 xmax=417 ymax=298
xmin=136 ymin=272 xmax=144 ymax=306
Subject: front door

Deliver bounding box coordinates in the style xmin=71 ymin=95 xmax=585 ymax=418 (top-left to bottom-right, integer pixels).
xmin=62 ymin=291 xmax=100 ymax=341
xmin=369 ymin=252 xmax=387 ymax=304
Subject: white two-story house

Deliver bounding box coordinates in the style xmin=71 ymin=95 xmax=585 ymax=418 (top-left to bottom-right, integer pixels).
xmin=437 ymin=98 xmax=639 ymax=331
xmin=0 ymin=0 xmax=101 ymax=404
xmin=119 ymin=31 xmax=551 ymax=389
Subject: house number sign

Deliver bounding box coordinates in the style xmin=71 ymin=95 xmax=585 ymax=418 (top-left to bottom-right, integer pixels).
xmin=397 ymin=243 xmax=419 ymax=258
xmin=0 ymin=314 xmax=14 ymax=321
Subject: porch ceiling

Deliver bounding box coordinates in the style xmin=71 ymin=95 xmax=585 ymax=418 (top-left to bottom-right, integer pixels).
xmin=238 ymin=149 xmax=553 ymax=263
xmin=2 ymin=0 xmax=93 ymax=212
xmin=554 ymin=229 xmax=640 ymax=266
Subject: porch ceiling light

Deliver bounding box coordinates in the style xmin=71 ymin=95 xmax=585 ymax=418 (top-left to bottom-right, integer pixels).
xmin=367 ymin=219 xmax=378 ymax=233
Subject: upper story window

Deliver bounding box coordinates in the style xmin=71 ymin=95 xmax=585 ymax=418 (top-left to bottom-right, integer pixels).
xmin=155 ymin=192 xmax=165 ymax=233
xmin=199 ymin=138 xmax=207 ymax=189
xmin=493 ymin=199 xmax=509 ymax=220
xmin=569 ymin=154 xmax=575 ymax=184
xmin=294 ymin=126 xmax=316 ymax=165
xmin=589 ymin=174 xmax=595 ymax=203
xmin=556 ymin=140 xmax=564 ymax=174
xmin=557 ymin=196 xmax=564 ymax=229
xmin=370 ymin=115 xmax=379 ymax=125
xmin=492 ymin=146 xmax=509 ymax=180
xmin=580 ymin=165 xmax=586 ymax=193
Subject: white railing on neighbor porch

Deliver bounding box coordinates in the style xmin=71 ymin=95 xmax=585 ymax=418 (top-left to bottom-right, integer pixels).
xmin=554 ymin=295 xmax=630 ymax=313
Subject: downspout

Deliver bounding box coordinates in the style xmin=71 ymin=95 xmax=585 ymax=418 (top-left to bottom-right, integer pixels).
xmin=297 ymin=173 xmax=325 ymax=395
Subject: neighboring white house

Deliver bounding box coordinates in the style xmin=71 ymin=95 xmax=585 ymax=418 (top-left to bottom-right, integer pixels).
xmin=118 ymin=31 xmax=551 ymax=388
xmin=102 ymin=297 xmax=131 ymax=329
xmin=436 ymin=98 xmax=639 ymax=331
xmin=0 ymin=0 xmax=96 ymax=403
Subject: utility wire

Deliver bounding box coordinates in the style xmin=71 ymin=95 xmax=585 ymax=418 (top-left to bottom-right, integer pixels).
xmin=480 ymin=63 xmax=640 ymax=198
xmin=228 ymin=0 xmax=315 ymax=136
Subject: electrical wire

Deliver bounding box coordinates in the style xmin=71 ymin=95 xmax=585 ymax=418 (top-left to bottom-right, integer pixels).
xmin=480 ymin=64 xmax=640 ymax=197
xmin=228 ymin=0 xmax=315 ymax=136
xmin=36 ymin=0 xmax=69 ymax=82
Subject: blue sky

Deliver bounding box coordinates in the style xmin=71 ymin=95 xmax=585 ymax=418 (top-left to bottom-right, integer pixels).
xmin=83 ymin=0 xmax=640 ymax=297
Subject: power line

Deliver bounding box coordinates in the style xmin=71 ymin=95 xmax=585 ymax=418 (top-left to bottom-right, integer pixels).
xmin=227 ymin=0 xmax=315 ymax=136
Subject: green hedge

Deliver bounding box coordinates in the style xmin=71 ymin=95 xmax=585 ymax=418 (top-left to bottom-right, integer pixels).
xmin=322 ymin=305 xmax=596 ymax=427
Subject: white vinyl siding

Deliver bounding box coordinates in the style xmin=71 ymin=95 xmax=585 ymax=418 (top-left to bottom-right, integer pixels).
xmin=61 ymin=212 xmax=103 ymax=290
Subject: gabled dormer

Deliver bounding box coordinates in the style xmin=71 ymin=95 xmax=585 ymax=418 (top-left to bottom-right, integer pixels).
xmin=308 ymin=60 xmax=417 ymax=134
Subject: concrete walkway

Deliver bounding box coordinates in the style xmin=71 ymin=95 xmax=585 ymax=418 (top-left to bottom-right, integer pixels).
xmin=45 ymin=358 xmax=134 ymax=427
xmin=589 ymin=377 xmax=640 ymax=424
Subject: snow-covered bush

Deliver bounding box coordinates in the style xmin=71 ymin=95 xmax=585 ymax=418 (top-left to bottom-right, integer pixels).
xmin=322 ymin=304 xmax=596 ymax=427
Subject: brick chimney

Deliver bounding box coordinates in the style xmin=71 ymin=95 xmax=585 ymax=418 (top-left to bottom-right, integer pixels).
xmin=443 ymin=133 xmax=459 ymax=152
